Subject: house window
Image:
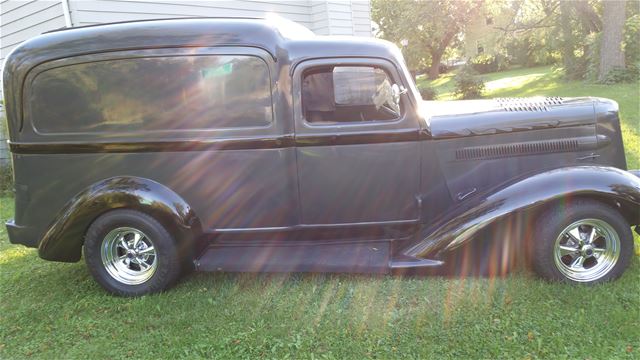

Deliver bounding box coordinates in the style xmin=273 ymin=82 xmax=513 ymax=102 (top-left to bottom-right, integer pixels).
xmin=485 ymin=17 xmax=494 ymax=25
xmin=302 ymin=66 xmax=401 ymax=124
xmin=477 ymin=43 xmax=485 ymax=55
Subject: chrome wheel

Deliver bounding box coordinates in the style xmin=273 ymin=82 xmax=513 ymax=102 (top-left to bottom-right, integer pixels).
xmin=553 ymin=219 xmax=620 ymax=282
xmin=101 ymin=227 xmax=157 ymax=285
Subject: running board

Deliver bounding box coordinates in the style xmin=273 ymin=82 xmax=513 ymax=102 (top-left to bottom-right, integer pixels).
xmin=389 ymin=256 xmax=444 ymax=269
xmin=195 ymin=241 xmax=390 ymax=274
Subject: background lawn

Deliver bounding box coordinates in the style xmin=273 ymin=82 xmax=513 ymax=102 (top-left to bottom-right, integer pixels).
xmin=1 ymin=67 xmax=639 ymax=359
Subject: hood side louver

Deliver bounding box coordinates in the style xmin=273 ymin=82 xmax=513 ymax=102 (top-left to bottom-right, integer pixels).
xmin=456 ymin=138 xmax=579 ymax=161
xmin=497 ymin=97 xmax=564 ymax=112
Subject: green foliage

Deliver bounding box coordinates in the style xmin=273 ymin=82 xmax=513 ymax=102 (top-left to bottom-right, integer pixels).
xmin=585 ymin=9 xmax=640 ymax=84
xmin=624 ymin=13 xmax=640 ymax=67
xmin=584 ymin=32 xmax=602 ymax=82
xmin=0 ymin=165 xmax=12 ymax=197
xmin=454 ymin=67 xmax=486 ymax=99
xmin=491 ymin=0 xmax=563 ymax=70
xmin=469 ymin=54 xmax=510 ymax=74
xmin=372 ymin=0 xmax=482 ymax=75
xmin=0 ymin=112 xmax=11 ymax=197
xmin=417 ymin=85 xmax=437 ymax=100
xmin=503 ymin=35 xmax=560 ymax=69
xmin=599 ymin=66 xmax=640 ymax=84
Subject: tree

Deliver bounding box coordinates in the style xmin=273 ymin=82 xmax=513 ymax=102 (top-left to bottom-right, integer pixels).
xmin=599 ymin=0 xmax=627 ymax=81
xmin=372 ymin=0 xmax=482 ymax=79
xmin=559 ymin=1 xmax=576 ymax=75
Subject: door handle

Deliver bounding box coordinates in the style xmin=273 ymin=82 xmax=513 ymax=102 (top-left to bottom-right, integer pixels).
xmin=457 ymin=187 xmax=477 ymax=201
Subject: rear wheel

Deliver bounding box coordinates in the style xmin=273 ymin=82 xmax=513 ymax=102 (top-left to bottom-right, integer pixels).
xmin=84 ymin=210 xmax=182 ymax=296
xmin=532 ymin=200 xmax=633 ymax=284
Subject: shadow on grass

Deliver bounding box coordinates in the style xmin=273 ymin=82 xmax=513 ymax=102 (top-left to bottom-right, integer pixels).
xmin=0 ymin=243 xmax=531 ymax=300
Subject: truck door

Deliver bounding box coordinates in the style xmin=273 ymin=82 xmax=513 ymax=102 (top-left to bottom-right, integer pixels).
xmin=293 ymin=58 xmax=421 ymax=227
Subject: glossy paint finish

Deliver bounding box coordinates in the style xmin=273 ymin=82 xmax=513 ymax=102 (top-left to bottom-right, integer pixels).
xmin=401 ymin=166 xmax=640 ymax=259
xmin=37 ymin=177 xmax=200 ymax=262
xmin=3 ymin=18 xmax=639 ymax=272
xmin=426 ymin=97 xmax=597 ymax=139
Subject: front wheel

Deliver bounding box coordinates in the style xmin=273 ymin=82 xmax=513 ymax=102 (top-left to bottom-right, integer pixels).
xmin=532 ymin=199 xmax=633 ymax=284
xmin=84 ymin=210 xmax=182 ymax=296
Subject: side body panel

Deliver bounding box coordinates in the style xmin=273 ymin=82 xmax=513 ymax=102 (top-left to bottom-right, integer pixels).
xmin=434 ymin=125 xmax=599 ymax=205
xmin=418 ymin=140 xmax=454 ymax=224
xmin=8 ymin=46 xmax=301 ymax=259
xmin=401 ymin=166 xmax=640 ymax=259
xmin=297 ymin=142 xmax=420 ymax=223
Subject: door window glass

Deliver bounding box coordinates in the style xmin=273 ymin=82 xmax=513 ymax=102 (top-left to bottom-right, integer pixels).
xmin=302 ymin=66 xmax=402 ymax=124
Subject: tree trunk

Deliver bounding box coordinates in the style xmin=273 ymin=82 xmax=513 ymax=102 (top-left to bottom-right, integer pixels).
xmin=573 ymin=1 xmax=602 ymax=34
xmin=427 ymin=28 xmax=457 ymax=80
xmin=427 ymin=51 xmax=443 ymax=80
xmin=599 ymin=0 xmax=626 ymax=81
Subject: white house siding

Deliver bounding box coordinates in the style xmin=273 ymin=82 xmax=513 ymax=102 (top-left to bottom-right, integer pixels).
xmin=1 ymin=1 xmax=67 ymax=73
xmin=310 ymin=0 xmax=370 ymax=36
xmin=351 ymin=0 xmax=370 ymax=37
xmin=68 ymin=0 xmax=314 ymax=28
xmin=1 ymin=0 xmax=371 ymax=66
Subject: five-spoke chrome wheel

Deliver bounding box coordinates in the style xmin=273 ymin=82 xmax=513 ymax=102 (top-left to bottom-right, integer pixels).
xmin=553 ymin=219 xmax=620 ymax=283
xmin=101 ymin=227 xmax=158 ymax=285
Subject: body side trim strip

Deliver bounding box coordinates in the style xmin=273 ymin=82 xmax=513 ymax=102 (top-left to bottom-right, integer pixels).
xmin=9 ymin=129 xmax=420 ymax=154
xmin=210 ymin=219 xmax=420 ymax=233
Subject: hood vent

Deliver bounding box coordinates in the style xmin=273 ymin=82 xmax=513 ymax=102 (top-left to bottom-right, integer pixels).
xmin=497 ymin=97 xmax=564 ymax=112
xmin=456 ymin=138 xmax=579 ymax=161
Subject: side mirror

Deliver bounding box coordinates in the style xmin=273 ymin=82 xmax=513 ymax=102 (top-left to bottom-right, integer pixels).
xmin=391 ymin=84 xmax=407 ymax=108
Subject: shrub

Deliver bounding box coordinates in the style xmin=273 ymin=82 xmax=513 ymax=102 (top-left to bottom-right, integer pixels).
xmin=469 ymin=54 xmax=509 ymax=74
xmin=454 ymin=67 xmax=485 ymax=99
xmin=624 ymin=14 xmax=640 ymax=69
xmin=599 ymin=65 xmax=640 ymax=84
xmin=0 ymin=109 xmax=12 ymax=196
xmin=418 ymin=85 xmax=437 ymax=100
xmin=0 ymin=164 xmax=13 ymax=196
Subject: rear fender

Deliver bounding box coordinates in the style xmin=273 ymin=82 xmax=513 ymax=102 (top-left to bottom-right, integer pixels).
xmin=38 ymin=176 xmax=201 ymax=262
xmin=402 ymin=166 xmax=640 ymax=258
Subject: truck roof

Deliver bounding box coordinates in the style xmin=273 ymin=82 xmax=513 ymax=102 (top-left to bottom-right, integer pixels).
xmin=2 ymin=18 xmax=402 ymax=132
xmin=4 ymin=17 xmax=399 ymax=69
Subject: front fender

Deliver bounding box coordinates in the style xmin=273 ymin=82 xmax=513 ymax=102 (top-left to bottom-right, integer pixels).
xmin=402 ymin=166 xmax=640 ymax=259
xmin=38 ymin=176 xmax=201 ymax=262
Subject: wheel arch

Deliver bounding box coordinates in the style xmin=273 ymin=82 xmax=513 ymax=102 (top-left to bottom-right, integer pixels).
xmin=37 ymin=176 xmax=202 ymax=262
xmin=530 ymin=192 xmax=639 ymax=228
xmin=403 ymin=166 xmax=640 ymax=259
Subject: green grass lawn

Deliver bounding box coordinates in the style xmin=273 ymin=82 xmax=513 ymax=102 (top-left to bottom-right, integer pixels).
xmin=1 ymin=67 xmax=639 ymax=359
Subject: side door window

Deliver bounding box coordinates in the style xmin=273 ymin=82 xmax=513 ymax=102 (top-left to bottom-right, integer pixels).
xmin=302 ymin=66 xmax=402 ymax=125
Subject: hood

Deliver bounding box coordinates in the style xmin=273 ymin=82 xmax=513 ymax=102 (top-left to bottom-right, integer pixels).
xmin=425 ymin=97 xmax=596 ymax=139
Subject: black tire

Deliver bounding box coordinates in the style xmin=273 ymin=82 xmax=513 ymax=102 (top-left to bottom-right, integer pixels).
xmin=532 ymin=199 xmax=633 ymax=284
xmin=84 ymin=209 xmax=182 ymax=296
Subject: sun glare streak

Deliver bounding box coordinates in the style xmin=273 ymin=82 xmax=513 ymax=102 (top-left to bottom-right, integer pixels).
xmin=313 ymin=276 xmax=339 ymax=327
